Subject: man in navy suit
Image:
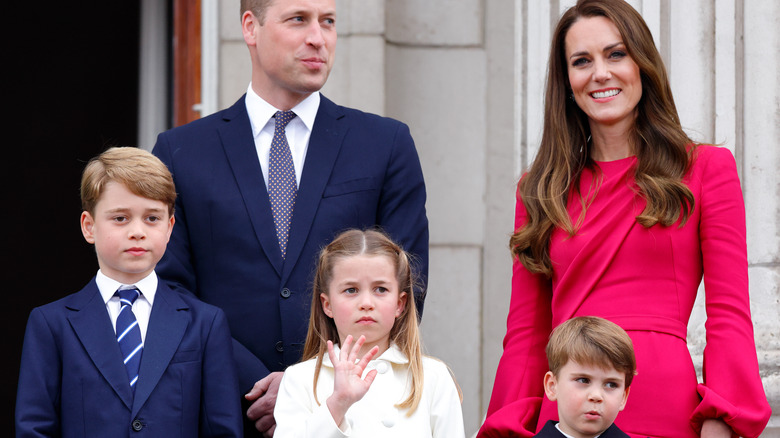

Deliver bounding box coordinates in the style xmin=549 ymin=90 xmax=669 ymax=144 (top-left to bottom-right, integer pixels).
xmin=152 ymin=0 xmax=428 ymax=436
xmin=15 ymin=147 xmax=242 ymax=437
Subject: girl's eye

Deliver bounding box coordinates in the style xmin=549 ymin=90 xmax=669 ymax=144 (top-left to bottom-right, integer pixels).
xmin=375 ymin=287 xmax=388 ymax=294
xmin=344 ymin=288 xmax=357 ymax=294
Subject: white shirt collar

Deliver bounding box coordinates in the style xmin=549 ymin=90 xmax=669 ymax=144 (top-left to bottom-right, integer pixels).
xmin=96 ymin=270 xmax=158 ymax=306
xmin=555 ymin=422 xmax=603 ymax=438
xmin=245 ymin=83 xmax=320 ymax=138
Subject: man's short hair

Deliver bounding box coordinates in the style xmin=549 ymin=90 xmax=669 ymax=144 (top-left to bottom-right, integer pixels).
xmin=546 ymin=316 xmax=637 ymax=387
xmin=240 ymin=0 xmax=273 ymax=24
xmin=81 ymin=147 xmax=176 ymax=216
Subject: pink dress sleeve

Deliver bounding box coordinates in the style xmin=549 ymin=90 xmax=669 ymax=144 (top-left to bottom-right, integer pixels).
xmin=477 ymin=195 xmax=553 ymax=438
xmin=688 ymin=146 xmax=771 ymax=436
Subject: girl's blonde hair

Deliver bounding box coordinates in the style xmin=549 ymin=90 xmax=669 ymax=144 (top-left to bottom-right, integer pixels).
xmin=302 ymin=229 xmax=424 ymax=415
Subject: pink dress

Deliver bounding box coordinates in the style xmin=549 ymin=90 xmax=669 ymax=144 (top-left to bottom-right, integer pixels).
xmin=478 ymin=146 xmax=770 ymax=437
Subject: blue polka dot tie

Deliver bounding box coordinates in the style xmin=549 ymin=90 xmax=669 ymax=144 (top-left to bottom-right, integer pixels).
xmin=115 ymin=286 xmax=143 ymax=393
xmin=269 ymin=111 xmax=298 ymax=259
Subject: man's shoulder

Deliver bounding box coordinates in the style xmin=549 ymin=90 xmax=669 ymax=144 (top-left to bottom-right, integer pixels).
xmin=158 ymin=95 xmax=248 ymax=138
xmin=319 ymin=95 xmax=407 ymax=128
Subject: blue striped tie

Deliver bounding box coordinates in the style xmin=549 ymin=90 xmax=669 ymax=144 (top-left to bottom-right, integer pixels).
xmin=115 ymin=287 xmax=143 ymax=393
xmin=268 ymin=110 xmax=298 ymax=258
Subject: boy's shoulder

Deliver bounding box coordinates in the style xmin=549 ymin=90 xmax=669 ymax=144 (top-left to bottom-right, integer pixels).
xmin=31 ymin=277 xmax=101 ymax=316
xmin=156 ymin=283 xmax=224 ymax=317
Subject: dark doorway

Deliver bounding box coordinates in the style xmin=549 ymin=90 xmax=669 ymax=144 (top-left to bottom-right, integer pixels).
xmin=7 ymin=3 xmax=143 ymax=432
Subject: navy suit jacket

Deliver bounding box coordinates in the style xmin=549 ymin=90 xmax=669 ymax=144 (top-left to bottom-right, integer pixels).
xmin=152 ymin=94 xmax=428 ymax=391
xmin=15 ymin=278 xmax=242 ymax=438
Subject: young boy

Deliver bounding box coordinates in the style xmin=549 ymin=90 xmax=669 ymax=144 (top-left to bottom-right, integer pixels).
xmin=537 ymin=316 xmax=636 ymax=438
xmin=15 ymin=147 xmax=243 ymax=437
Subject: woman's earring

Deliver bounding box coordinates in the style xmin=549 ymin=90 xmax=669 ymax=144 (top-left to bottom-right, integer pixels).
xmin=569 ymin=92 xmax=575 ymax=102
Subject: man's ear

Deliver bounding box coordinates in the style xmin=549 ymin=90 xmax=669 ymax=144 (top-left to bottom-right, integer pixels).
xmin=241 ymin=10 xmax=259 ymax=46
xmin=80 ymin=211 xmax=96 ymax=244
xmin=543 ymin=371 xmax=558 ymax=402
xmin=320 ymin=293 xmax=333 ymax=318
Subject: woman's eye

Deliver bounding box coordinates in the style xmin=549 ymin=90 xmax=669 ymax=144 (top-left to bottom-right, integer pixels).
xmin=572 ymin=58 xmax=589 ymax=67
xmin=610 ymin=50 xmax=627 ymax=59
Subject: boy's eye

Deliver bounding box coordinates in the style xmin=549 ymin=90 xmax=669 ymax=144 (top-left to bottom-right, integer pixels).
xmin=575 ymin=377 xmax=590 ymax=384
xmin=605 ymin=381 xmax=620 ymax=389
xmin=113 ymin=216 xmax=128 ymax=223
xmin=147 ymin=216 xmax=160 ymax=223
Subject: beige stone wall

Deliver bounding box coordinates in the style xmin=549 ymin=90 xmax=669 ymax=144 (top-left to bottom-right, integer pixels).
xmin=214 ymin=1 xmax=779 ymax=435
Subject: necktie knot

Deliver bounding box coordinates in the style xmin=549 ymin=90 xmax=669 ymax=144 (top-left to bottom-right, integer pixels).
xmin=274 ymin=111 xmax=296 ymax=130
xmin=117 ymin=287 xmax=140 ymax=306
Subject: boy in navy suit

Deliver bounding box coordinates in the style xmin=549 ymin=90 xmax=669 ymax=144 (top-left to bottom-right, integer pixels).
xmin=536 ymin=317 xmax=636 ymax=438
xmin=15 ymin=147 xmax=243 ymax=437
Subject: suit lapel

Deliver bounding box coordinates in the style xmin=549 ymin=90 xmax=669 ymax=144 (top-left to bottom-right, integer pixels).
xmin=282 ymin=96 xmax=347 ymax=282
xmin=67 ymin=280 xmax=134 ymax=409
xmin=218 ymin=95 xmax=285 ymax=275
xmin=131 ymin=283 xmax=189 ymax=416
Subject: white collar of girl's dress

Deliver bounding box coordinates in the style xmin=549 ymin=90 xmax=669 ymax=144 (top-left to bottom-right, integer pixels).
xmin=322 ymin=342 xmax=409 ymax=368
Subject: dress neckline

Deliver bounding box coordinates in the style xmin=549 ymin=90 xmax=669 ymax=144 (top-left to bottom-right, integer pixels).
xmin=593 ymin=155 xmax=636 ymax=174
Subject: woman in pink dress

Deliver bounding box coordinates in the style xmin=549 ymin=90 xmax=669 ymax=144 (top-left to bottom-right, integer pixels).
xmin=478 ymin=0 xmax=771 ymax=437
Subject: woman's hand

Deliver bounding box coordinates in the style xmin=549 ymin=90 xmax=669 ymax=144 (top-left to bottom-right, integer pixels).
xmin=325 ymin=335 xmax=379 ymax=427
xmin=701 ymin=418 xmax=732 ymax=438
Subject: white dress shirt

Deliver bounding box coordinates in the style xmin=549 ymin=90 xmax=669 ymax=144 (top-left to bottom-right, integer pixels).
xmin=244 ymin=83 xmax=321 ymax=187
xmin=274 ymin=344 xmax=465 ymax=438
xmin=96 ymin=270 xmax=157 ymax=343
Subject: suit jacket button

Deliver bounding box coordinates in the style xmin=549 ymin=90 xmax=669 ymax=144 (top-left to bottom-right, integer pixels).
xmin=131 ymin=419 xmax=144 ymax=431
xmin=280 ymin=288 xmax=291 ymax=298
xmin=275 ymin=341 xmax=284 ymax=352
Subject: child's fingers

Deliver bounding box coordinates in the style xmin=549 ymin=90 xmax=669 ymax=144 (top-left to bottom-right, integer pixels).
xmin=363 ymin=369 xmax=378 ymax=387
xmin=340 ymin=335 xmax=353 ymax=361
xmin=326 ymin=340 xmax=337 ymax=364
xmin=349 ymin=335 xmax=367 ymax=363
xmin=356 ymin=345 xmax=379 ymax=371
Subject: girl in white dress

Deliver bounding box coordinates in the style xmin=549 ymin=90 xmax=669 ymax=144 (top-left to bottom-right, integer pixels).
xmin=274 ymin=229 xmax=464 ymax=438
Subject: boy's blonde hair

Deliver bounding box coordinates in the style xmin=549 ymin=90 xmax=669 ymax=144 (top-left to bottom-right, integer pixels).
xmin=302 ymin=229 xmax=425 ymax=415
xmin=546 ymin=316 xmax=636 ymax=387
xmin=81 ymin=147 xmax=176 ymax=216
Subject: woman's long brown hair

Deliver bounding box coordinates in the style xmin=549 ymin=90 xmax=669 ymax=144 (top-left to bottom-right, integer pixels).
xmin=511 ymin=0 xmax=696 ymax=276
